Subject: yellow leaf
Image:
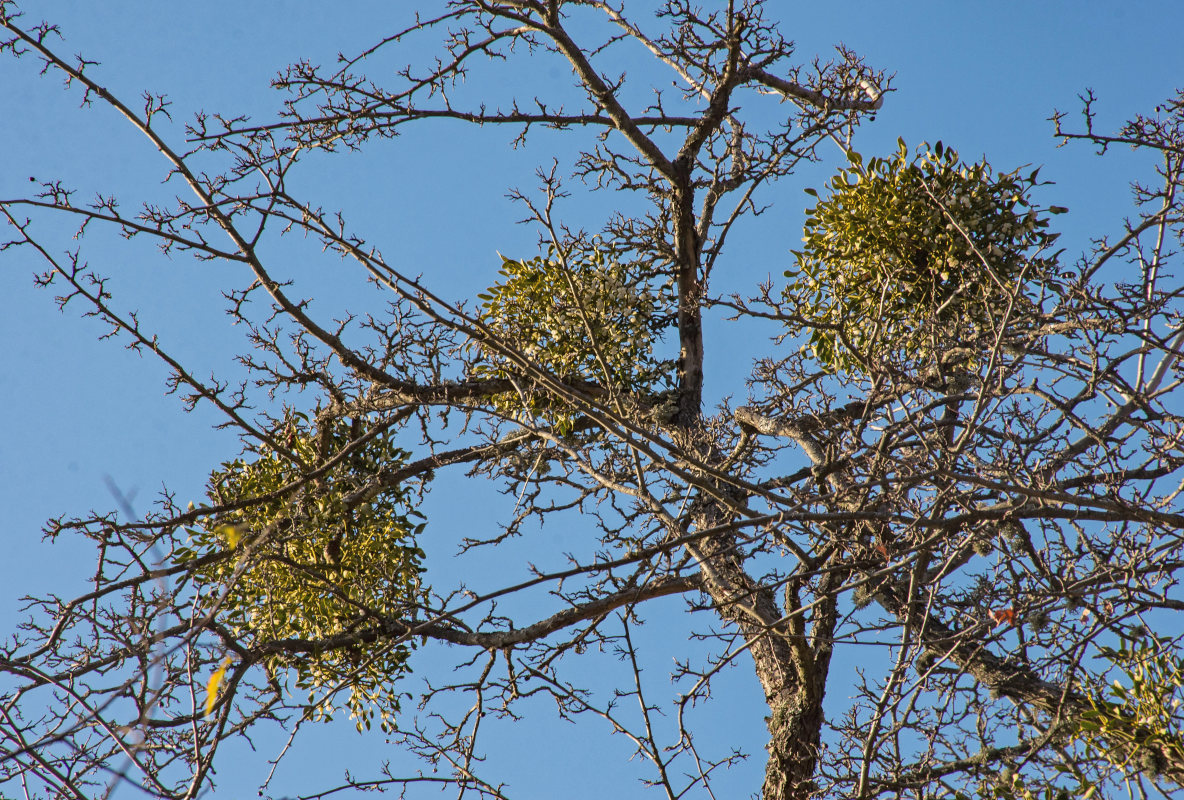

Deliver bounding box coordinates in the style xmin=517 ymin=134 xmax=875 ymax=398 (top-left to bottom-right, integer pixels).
xmin=217 ymin=525 xmax=242 ymax=548
xmin=205 ymin=658 xmax=232 ymax=717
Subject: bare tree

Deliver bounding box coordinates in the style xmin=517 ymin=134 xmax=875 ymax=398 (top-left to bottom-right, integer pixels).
xmin=2 ymin=2 xmax=1183 ymax=800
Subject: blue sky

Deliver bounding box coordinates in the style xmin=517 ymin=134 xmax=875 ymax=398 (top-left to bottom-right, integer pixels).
xmin=3 ymin=2 xmax=1184 ymax=798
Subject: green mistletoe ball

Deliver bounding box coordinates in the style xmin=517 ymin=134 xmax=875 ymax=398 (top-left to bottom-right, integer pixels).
xmin=473 ymin=245 xmax=672 ymax=430
xmin=784 ymin=140 xmax=1062 ymax=375
xmin=181 ymin=412 xmax=425 ymax=731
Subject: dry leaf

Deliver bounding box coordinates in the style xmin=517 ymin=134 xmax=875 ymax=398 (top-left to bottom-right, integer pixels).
xmin=991 ymin=607 xmax=1016 ymax=627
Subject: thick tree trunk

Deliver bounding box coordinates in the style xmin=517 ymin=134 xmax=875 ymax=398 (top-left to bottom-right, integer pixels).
xmin=763 ymin=686 xmax=825 ymax=800
xmin=672 ymin=175 xmax=704 ymax=427
xmin=673 ymin=159 xmax=825 ymax=795
xmin=691 ymin=501 xmax=826 ymax=800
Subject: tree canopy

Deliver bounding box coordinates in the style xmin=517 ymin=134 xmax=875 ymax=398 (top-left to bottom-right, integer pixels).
xmin=2 ymin=3 xmax=1184 ymax=800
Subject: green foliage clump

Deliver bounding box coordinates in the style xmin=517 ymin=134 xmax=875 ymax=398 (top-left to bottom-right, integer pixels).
xmin=964 ymin=632 xmax=1184 ymax=800
xmin=1075 ymin=631 xmax=1184 ymax=784
xmin=182 ymin=412 xmax=425 ymax=730
xmin=473 ymin=246 xmax=671 ymax=428
xmin=784 ymin=140 xmax=1062 ymax=374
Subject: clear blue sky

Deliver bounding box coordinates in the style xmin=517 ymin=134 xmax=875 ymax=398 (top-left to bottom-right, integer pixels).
xmin=3 ymin=3 xmax=1183 ymax=798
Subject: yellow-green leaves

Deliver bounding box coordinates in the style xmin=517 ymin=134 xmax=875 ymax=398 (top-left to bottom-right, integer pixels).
xmin=185 ymin=413 xmax=425 ymax=731
xmin=1076 ymin=632 xmax=1184 ymax=782
xmin=784 ymin=140 xmax=1061 ymax=375
xmin=473 ymin=246 xmax=672 ymax=429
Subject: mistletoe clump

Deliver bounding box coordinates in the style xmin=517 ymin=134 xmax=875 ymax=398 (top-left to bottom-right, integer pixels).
xmin=473 ymin=246 xmax=672 ymax=430
xmin=784 ymin=140 xmax=1062 ymax=375
xmin=181 ymin=412 xmax=425 ymax=730
xmin=1076 ymin=632 xmax=1184 ymax=785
